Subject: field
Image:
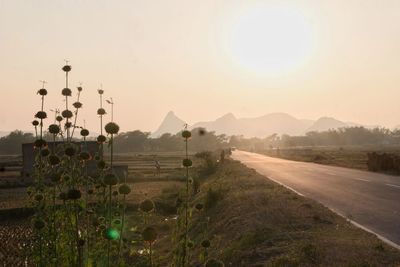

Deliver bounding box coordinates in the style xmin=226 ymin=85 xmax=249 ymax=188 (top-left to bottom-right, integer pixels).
xmin=0 ymin=152 xmax=188 ymax=266
xmin=257 ymin=145 xmax=400 ymax=172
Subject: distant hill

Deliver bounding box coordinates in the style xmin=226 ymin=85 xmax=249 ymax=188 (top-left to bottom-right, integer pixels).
xmin=152 ymin=111 xmax=359 ymax=137
xmin=191 ymin=112 xmax=313 ymax=136
xmin=305 ymin=117 xmax=349 ymax=132
xmin=150 ymin=111 xmax=186 ymax=138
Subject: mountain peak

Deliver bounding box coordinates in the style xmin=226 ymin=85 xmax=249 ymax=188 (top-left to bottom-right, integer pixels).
xmin=217 ymin=113 xmax=236 ymax=121
xmin=150 ymin=111 xmax=186 ymax=138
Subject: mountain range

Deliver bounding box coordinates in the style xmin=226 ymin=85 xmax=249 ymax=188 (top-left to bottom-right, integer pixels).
xmin=151 ymin=111 xmax=366 ymax=138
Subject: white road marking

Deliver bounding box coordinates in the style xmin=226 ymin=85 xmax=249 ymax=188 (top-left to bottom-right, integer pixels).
xmin=386 ymin=183 xmax=400 ymax=189
xmin=267 ymin=175 xmax=305 ymax=197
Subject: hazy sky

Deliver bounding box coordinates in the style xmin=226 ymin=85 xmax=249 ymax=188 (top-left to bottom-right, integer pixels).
xmin=1 ymin=0 xmax=400 ymax=133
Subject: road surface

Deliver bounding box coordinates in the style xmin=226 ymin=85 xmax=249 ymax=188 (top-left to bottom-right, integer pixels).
xmin=232 ymin=150 xmax=400 ymax=248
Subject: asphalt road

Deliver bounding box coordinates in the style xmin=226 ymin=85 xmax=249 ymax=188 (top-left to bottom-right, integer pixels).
xmin=232 ymin=150 xmax=400 ymax=248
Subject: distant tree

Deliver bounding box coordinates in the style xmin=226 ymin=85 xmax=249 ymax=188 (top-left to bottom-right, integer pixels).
xmin=0 ymin=130 xmax=35 ymax=154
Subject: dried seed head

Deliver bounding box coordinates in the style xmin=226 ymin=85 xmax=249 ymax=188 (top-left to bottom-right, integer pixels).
xmin=118 ymin=184 xmax=131 ymax=195
xmin=34 ymin=139 xmax=47 ymax=148
xmin=62 ymin=65 xmax=71 ymax=72
xmin=182 ymin=158 xmax=192 ymax=167
xmin=97 ymin=108 xmax=106 ymax=115
xmin=38 ymin=88 xmax=48 ymax=96
xmin=32 ymin=120 xmax=39 ymax=126
xmin=62 ymin=88 xmax=72 ymax=96
xmin=97 ymin=135 xmax=107 ymax=143
xmin=142 ymin=227 xmax=157 ymax=243
xmin=77 ymin=86 xmax=83 ymax=92
xmin=65 ymin=122 xmax=72 ymax=128
xmin=35 ymin=111 xmax=47 ymax=120
xmin=182 ymin=130 xmax=191 ymax=139
xmin=56 ymin=116 xmax=63 ymax=122
xmin=104 ymin=173 xmax=118 ymax=185
xmin=61 ymin=109 xmax=73 ymax=119
xmin=105 ymin=122 xmax=120 ymax=134
xmin=73 ymin=101 xmax=83 ymax=109
xmin=48 ymin=124 xmax=60 ymax=134
xmin=112 ymin=190 xmax=118 ymax=196
xmin=140 ymin=199 xmax=155 ymax=213
xmin=98 ymin=89 xmax=104 ymax=95
xmin=80 ymin=129 xmax=89 ymax=137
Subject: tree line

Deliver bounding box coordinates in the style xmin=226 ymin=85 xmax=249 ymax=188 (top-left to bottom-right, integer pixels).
xmin=1 ymin=126 xmax=399 ymax=155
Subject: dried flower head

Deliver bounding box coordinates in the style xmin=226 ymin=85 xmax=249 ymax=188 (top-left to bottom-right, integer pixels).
xmin=182 ymin=130 xmax=191 ymax=139
xmin=38 ymin=88 xmax=48 ymax=96
xmin=77 ymin=86 xmax=83 ymax=92
xmin=61 ymin=109 xmax=73 ymax=119
xmin=104 ymin=173 xmax=118 ymax=185
xmin=97 ymin=135 xmax=107 ymax=143
xmin=73 ymin=102 xmax=83 ymax=109
xmin=118 ymin=184 xmax=131 ymax=195
xmin=35 ymin=111 xmax=47 ymax=120
xmin=62 ymin=65 xmax=71 ymax=72
xmin=62 ymin=88 xmax=72 ymax=96
xmin=105 ymin=122 xmax=120 ymax=134
xmin=98 ymin=89 xmax=104 ymax=95
xmin=32 ymin=120 xmax=39 ymax=126
xmin=56 ymin=116 xmax=63 ymax=122
xmin=182 ymin=158 xmax=192 ymax=167
xmin=139 ymin=199 xmax=155 ymax=213
xmin=34 ymin=139 xmax=47 ymax=148
xmin=80 ymin=129 xmax=89 ymax=137
xmin=97 ymin=108 xmax=106 ymax=116
xmin=48 ymin=124 xmax=60 ymax=134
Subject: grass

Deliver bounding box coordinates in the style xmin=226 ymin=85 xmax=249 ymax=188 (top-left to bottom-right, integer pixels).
xmin=189 ymin=159 xmax=400 ymax=266
xmin=257 ymin=145 xmax=400 ymax=172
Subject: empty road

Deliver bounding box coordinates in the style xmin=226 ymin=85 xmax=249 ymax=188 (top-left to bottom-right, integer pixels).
xmin=232 ymin=150 xmax=400 ymax=248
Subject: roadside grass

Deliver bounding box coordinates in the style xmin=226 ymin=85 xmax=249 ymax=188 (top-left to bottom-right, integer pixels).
xmin=189 ymin=159 xmax=400 ymax=266
xmin=258 ymin=145 xmax=400 ymax=172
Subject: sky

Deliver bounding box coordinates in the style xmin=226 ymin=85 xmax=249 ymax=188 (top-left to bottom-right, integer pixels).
xmin=1 ymin=0 xmax=400 ymax=133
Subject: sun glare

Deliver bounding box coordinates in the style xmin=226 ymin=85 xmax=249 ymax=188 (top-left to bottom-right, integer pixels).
xmin=228 ymin=6 xmax=314 ymax=75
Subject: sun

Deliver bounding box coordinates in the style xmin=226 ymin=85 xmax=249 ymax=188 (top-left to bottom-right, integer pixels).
xmin=228 ymin=6 xmax=314 ymax=75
